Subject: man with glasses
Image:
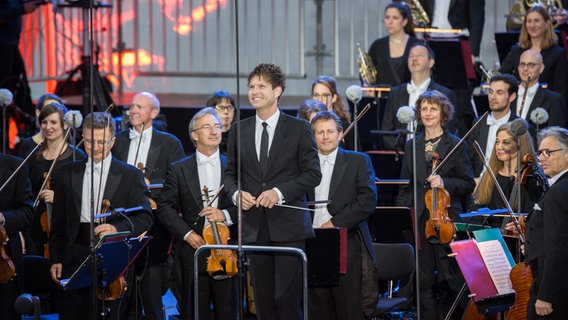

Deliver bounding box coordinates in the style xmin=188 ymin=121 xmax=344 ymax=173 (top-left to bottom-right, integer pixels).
xmin=381 ymin=43 xmax=457 ymax=150
xmin=49 ymin=112 xmax=153 ymax=320
xmin=525 ymin=126 xmax=568 ymax=319
xmin=206 ymin=90 xmax=236 ymax=154
xmin=112 ymin=91 xmax=185 ymax=320
xmin=513 ymin=49 xmax=566 ymax=129
xmin=158 ymin=108 xmax=236 ymax=320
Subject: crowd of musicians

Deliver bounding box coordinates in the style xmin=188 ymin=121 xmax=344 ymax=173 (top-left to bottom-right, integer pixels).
xmin=2 ymin=1 xmax=568 ymax=320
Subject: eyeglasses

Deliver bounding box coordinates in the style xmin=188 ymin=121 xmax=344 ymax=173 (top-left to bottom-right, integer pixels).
xmin=215 ymin=105 xmax=234 ymax=112
xmin=312 ymin=93 xmax=332 ymax=100
xmin=537 ymin=148 xmax=564 ymax=158
xmin=192 ymin=124 xmax=222 ymax=132
xmin=519 ymin=62 xmax=541 ymax=69
xmin=84 ymin=138 xmax=113 ymax=147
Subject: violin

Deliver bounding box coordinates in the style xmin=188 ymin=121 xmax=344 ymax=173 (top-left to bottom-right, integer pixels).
xmin=40 ymin=172 xmax=52 ymax=258
xmin=425 ymin=152 xmax=456 ymax=245
xmin=0 ymin=226 xmax=16 ymax=284
xmin=96 ymin=199 xmax=127 ymax=301
xmin=136 ymin=162 xmax=157 ymax=210
xmin=201 ymin=186 xmax=237 ymax=279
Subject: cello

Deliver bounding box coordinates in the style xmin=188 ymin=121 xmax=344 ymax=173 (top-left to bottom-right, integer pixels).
xmin=425 ymin=152 xmax=456 ymax=245
xmin=201 ymin=186 xmax=237 ymax=280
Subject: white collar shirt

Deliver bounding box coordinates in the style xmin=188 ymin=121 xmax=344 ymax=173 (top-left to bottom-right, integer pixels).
xmin=81 ymin=153 xmax=113 ymax=223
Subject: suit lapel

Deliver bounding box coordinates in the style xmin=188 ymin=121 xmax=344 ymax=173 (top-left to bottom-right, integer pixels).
xmin=145 ymin=129 xmax=161 ymax=177
xmin=527 ymin=88 xmax=545 ymax=117
xmin=243 ymin=119 xmax=260 ymax=177
xmin=103 ymin=159 xmax=122 ymax=202
xmin=328 ymin=149 xmax=347 ymax=199
xmin=71 ymin=160 xmax=86 ymax=214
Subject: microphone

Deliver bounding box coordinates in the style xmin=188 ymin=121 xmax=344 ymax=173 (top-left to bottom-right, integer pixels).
xmin=530 ymin=107 xmax=549 ymax=126
xmin=0 ymin=88 xmax=13 ymax=107
xmin=345 ymin=85 xmax=363 ymax=104
xmin=64 ymin=110 xmax=84 ymax=129
xmin=396 ymin=106 xmax=415 ymax=124
xmin=510 ymin=118 xmax=529 ymax=137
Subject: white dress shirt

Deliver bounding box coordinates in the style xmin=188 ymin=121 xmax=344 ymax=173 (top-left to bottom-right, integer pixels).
xmin=313 ymin=148 xmax=338 ymax=228
xmin=81 ymin=153 xmax=113 ymax=223
xmin=516 ymin=83 xmax=539 ymax=120
xmin=127 ymin=126 xmax=153 ymax=167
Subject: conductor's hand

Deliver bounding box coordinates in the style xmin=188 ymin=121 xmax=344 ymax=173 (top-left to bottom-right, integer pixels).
xmin=535 ymin=299 xmax=553 ymax=316
xmin=94 ymin=223 xmax=118 ymax=238
xmin=200 ymin=206 xmax=226 ymax=223
xmin=23 ymin=2 xmax=38 ymax=13
xmin=50 ymin=263 xmax=62 ymax=283
xmin=39 ymin=189 xmax=54 ymax=204
xmin=239 ymin=191 xmax=256 ymax=211
xmin=186 ymin=232 xmax=206 ymax=250
xmin=256 ymin=189 xmax=279 ymax=209
xmin=427 ymin=174 xmax=444 ymax=189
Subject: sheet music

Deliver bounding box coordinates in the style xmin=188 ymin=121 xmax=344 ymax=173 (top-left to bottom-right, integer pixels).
xmin=477 ymin=240 xmax=514 ymax=295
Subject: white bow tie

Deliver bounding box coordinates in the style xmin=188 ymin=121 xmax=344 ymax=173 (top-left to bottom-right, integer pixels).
xmin=407 ymin=83 xmax=420 ymax=95
xmin=198 ymin=156 xmax=216 ymax=167
xmin=320 ymin=155 xmax=335 ymax=166
xmin=129 ymin=129 xmax=147 ymax=142
xmin=86 ymin=163 xmax=102 ymax=174
xmin=486 ymin=115 xmax=497 ymax=126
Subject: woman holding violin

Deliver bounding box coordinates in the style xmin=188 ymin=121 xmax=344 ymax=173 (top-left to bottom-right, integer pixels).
xmin=26 ymin=102 xmax=86 ymax=256
xmin=396 ymin=90 xmax=475 ymax=319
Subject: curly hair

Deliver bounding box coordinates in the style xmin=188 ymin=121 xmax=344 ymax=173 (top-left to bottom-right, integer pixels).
xmin=415 ymin=90 xmax=454 ymax=127
xmin=248 ymin=63 xmax=286 ymax=100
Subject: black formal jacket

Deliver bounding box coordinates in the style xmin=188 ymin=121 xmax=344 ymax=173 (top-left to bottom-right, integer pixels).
xmin=50 ymin=157 xmax=154 ymax=272
xmin=422 ymin=0 xmax=485 ymax=57
xmin=511 ymin=86 xmax=566 ymax=129
xmin=113 ymin=128 xmax=186 ymax=184
xmin=397 ymin=131 xmax=475 ymax=221
xmin=381 ymin=80 xmax=458 ymax=150
xmin=157 ymin=153 xmax=236 ymax=262
xmin=525 ymin=172 xmax=568 ymax=307
xmin=0 ymin=154 xmax=34 ymax=288
xmin=308 ymin=148 xmax=377 ymax=263
xmin=467 ymin=111 xmax=518 ymax=177
xmin=368 ymin=35 xmax=421 ymax=87
xmin=224 ymin=112 xmax=321 ymax=244
xmin=499 ymin=44 xmax=568 ymax=100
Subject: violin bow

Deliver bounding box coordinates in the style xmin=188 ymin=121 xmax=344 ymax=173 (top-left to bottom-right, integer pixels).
xmin=341 ymin=102 xmax=372 ymax=140
xmin=133 ymin=122 xmax=145 ymax=167
xmin=472 ymin=141 xmax=525 ymax=242
xmin=0 ymin=142 xmax=43 ymax=194
xmin=430 ymin=111 xmax=489 ymax=177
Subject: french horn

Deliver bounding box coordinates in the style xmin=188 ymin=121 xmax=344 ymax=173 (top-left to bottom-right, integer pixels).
xmin=506 ymin=0 xmax=563 ymax=31
xmin=357 ymin=43 xmax=378 ymax=87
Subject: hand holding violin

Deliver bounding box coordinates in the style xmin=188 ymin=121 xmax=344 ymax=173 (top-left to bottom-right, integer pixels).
xmin=427 ymin=174 xmax=444 ymax=189
xmin=200 ymin=207 xmax=226 ymax=223
xmin=39 ymin=189 xmax=54 ymax=204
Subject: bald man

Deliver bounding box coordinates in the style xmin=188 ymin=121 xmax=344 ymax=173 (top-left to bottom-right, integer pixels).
xmin=513 ymin=50 xmax=566 ymax=129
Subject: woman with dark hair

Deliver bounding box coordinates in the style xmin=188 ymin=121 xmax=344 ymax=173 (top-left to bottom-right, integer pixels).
xmin=368 ymin=1 xmax=420 ymax=86
xmin=17 ymin=93 xmax=63 ymax=158
xmin=311 ymin=75 xmax=358 ymax=150
xmin=397 ymin=90 xmax=475 ymax=319
xmin=26 ymin=102 xmax=86 ymax=256
xmin=206 ymin=90 xmax=235 ymax=154
xmin=499 ymin=5 xmax=568 ymax=99
xmin=297 ymin=99 xmax=325 ymax=123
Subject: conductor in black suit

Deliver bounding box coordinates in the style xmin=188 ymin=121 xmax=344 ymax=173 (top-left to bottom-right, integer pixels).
xmin=224 ymin=63 xmax=321 ymax=320
xmin=49 ymin=112 xmax=153 ymax=320
xmin=307 ymin=111 xmax=378 ymax=320
xmin=525 ymin=127 xmax=568 ymax=319
xmin=381 ymin=43 xmax=458 ymax=150
xmin=157 ymin=107 xmax=236 ymax=320
xmin=0 ymin=153 xmax=34 ymax=320
xmin=112 ymin=91 xmax=185 ymax=320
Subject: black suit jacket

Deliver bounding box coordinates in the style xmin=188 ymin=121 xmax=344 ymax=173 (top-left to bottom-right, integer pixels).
xmin=0 ymin=154 xmax=34 ymax=288
xmin=511 ymin=86 xmax=566 ymax=129
xmin=499 ymin=44 xmax=568 ymax=100
xmin=157 ymin=153 xmax=236 ymax=250
xmin=368 ymin=36 xmax=421 ymax=86
xmin=397 ymin=131 xmax=475 ymax=220
xmin=423 ymin=0 xmax=485 ymax=56
xmin=308 ymin=148 xmax=377 ymax=263
xmin=50 ymin=157 xmax=153 ymax=273
xmin=113 ymin=128 xmax=185 ymax=184
xmin=525 ymin=172 xmax=568 ymax=307
xmin=381 ymin=80 xmax=458 ymax=150
xmin=224 ymin=112 xmax=321 ymax=244
xmin=467 ymin=111 xmax=518 ymax=177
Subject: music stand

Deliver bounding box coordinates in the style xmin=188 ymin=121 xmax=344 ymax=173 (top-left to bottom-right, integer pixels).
xmin=369 ymin=207 xmax=413 ymax=244
xmin=60 ymin=232 xmax=151 ymax=291
xmin=305 ymin=227 xmax=347 ymax=287
xmin=54 ymin=1 xmax=114 ymax=115
xmin=428 ymin=38 xmax=473 ymax=90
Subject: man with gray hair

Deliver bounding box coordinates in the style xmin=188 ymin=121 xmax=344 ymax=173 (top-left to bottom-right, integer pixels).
xmin=113 ymin=91 xmax=185 ymax=320
xmin=158 ymin=108 xmax=236 ymax=320
xmin=525 ymin=126 xmax=568 ymax=319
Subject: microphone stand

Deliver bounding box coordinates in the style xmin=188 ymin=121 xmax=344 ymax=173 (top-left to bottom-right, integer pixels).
xmin=353 ymin=98 xmax=359 ymax=151
xmin=2 ymin=101 xmax=5 ymax=154
xmin=409 ymin=118 xmax=421 ymax=320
